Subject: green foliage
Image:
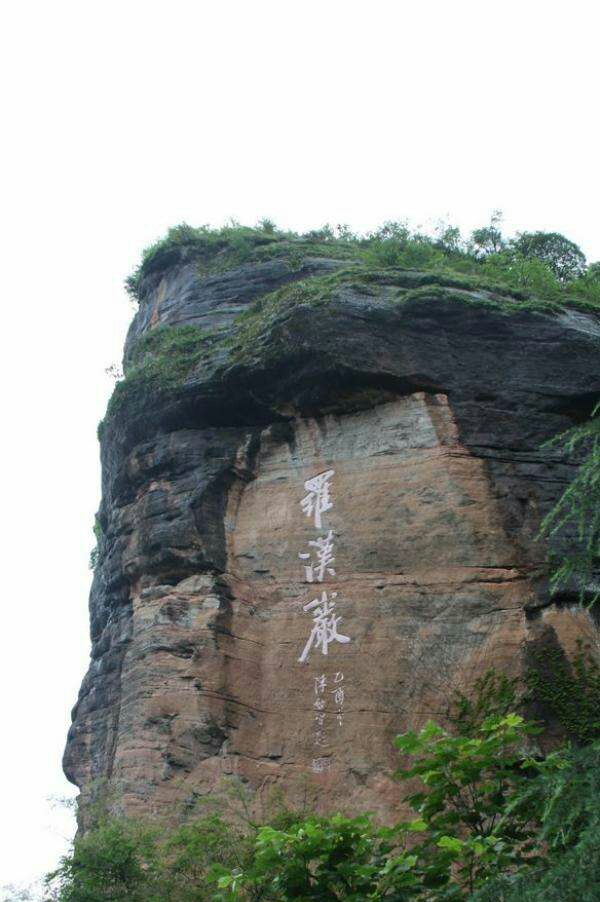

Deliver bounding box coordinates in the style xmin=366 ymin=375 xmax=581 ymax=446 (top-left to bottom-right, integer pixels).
xmin=526 ymin=639 xmax=600 ymax=743
xmin=215 ymin=814 xmax=419 ymax=901
xmin=450 ymin=671 xmax=521 ymax=736
xmin=125 ymin=222 xmax=282 ymax=299
xmin=567 ymin=267 xmax=600 ymax=305
xmin=45 ymin=819 xmax=162 ymax=902
xmin=226 ymin=269 xmax=366 ymax=360
xmin=105 ymin=325 xmax=211 ymax=419
xmin=47 ymin=665 xmax=600 ymax=901
xmin=470 ymin=742 xmax=600 ymax=901
xmin=161 ymin=814 xmax=253 ymax=901
xmin=480 ymin=250 xmax=562 ymax=301
xmin=258 ymin=217 xmax=276 ymax=234
xmin=512 ymin=231 xmax=587 ymax=283
xmin=362 ymin=220 xmax=446 ymax=271
xmin=125 ymin=222 xmax=368 ymax=301
xmin=88 ymin=516 xmax=103 ymax=571
xmin=45 ymin=814 xmax=252 ymax=902
xmin=540 ymin=404 xmax=600 ymax=605
xmin=123 ymin=218 xmax=599 ymax=316
xmin=433 ymin=221 xmax=464 ymax=255
xmin=46 ymin=706 xmax=559 ymax=901
xmin=393 ymin=714 xmax=554 ymax=898
xmin=228 ymin=259 xmax=596 ymax=369
xmin=470 ymin=211 xmax=505 ymax=258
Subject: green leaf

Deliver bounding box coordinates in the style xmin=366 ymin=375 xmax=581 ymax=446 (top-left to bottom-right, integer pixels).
xmin=437 ymin=836 xmax=463 ymax=853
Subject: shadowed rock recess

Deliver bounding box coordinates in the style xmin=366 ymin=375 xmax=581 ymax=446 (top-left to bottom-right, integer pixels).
xmin=65 ymin=249 xmax=600 ymax=829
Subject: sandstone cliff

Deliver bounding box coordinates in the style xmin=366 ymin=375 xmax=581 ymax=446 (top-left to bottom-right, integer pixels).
xmin=64 ymin=238 xmax=600 ymax=828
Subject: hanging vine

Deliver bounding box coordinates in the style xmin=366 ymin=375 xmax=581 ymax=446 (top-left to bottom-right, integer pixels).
xmin=541 ymin=403 xmax=600 ymax=605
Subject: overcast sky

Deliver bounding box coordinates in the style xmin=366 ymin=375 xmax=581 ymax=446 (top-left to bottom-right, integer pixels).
xmin=1 ymin=0 xmax=599 ymax=893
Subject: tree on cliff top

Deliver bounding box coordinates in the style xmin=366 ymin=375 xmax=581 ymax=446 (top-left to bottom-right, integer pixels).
xmin=512 ymin=231 xmax=587 ymax=283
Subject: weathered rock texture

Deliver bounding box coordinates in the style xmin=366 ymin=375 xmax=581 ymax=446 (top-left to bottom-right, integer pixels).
xmin=65 ymin=254 xmax=600 ymax=828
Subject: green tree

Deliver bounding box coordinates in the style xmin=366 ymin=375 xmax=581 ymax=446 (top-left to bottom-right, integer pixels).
xmin=163 ymin=814 xmax=254 ymax=901
xmin=480 ymin=250 xmax=561 ymax=298
xmin=221 ymin=695 xmax=559 ymax=901
xmin=48 ymin=677 xmax=599 ymax=901
xmin=450 ymin=671 xmax=520 ymax=736
xmin=393 ymin=714 xmax=557 ymax=898
xmin=45 ymin=820 xmax=162 ymax=902
xmin=470 ymin=742 xmax=600 ymax=901
xmin=511 ymin=231 xmax=586 ymax=282
xmin=433 ymin=220 xmax=464 ymax=255
xmin=470 ymin=211 xmax=505 ymax=257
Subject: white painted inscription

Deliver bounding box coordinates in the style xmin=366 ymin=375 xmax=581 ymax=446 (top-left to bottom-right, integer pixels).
xmin=296 ymin=468 xmax=350 ymax=772
xmin=298 ymin=591 xmax=350 ymax=663
xmin=300 ymin=469 xmax=334 ymax=529
xmin=298 ymin=530 xmax=336 ymax=583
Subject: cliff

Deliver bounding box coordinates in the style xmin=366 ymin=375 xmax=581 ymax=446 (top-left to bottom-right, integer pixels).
xmin=64 ymin=233 xmax=600 ymax=828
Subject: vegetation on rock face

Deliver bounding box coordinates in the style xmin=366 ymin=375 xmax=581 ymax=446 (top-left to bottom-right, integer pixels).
xmin=540 ymin=404 xmax=600 ymax=605
xmin=124 ymin=216 xmax=600 ymax=313
xmin=103 ymin=217 xmax=600 ymax=436
xmin=124 ymin=221 xmax=361 ymax=301
xmin=124 ymin=223 xmax=280 ymax=298
xmin=526 ymin=639 xmax=600 ymax=744
xmin=44 ymin=671 xmax=600 ymax=900
xmin=101 ymin=325 xmax=212 ymax=424
xmin=88 ymin=515 xmax=104 ymax=571
xmin=470 ymin=741 xmax=600 ymax=901
xmin=225 ymin=264 xmax=563 ymax=365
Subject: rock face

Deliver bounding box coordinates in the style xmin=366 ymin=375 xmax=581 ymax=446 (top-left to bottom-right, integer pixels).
xmin=64 ymin=254 xmax=600 ymax=828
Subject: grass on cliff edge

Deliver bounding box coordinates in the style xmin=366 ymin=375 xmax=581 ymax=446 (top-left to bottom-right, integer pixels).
xmin=102 ymin=325 xmax=212 ymax=427
xmin=124 ymin=219 xmax=600 ymax=312
xmin=102 ymin=221 xmax=599 ymax=433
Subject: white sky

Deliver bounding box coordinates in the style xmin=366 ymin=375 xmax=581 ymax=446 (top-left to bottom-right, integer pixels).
xmin=1 ymin=0 xmax=599 ymax=892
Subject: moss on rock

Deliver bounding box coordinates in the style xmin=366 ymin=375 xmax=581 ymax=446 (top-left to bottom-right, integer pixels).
xmin=103 ymin=325 xmax=212 ymax=422
xmin=526 ymin=638 xmax=600 ymax=744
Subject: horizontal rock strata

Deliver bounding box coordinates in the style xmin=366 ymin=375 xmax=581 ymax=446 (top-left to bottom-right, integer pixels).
xmin=65 ymin=254 xmax=600 ymax=827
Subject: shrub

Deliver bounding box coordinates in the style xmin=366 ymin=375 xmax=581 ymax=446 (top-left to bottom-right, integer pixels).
xmin=48 ymin=668 xmax=600 ymax=901
xmin=215 ymin=814 xmax=418 ymax=901
xmin=45 ymin=819 xmax=162 ymax=902
xmin=480 ymin=250 xmax=562 ymax=299
xmin=392 ymin=714 xmax=555 ymax=897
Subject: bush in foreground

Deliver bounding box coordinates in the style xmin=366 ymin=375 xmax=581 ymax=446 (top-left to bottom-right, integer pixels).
xmin=46 ymin=697 xmax=600 ymax=901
